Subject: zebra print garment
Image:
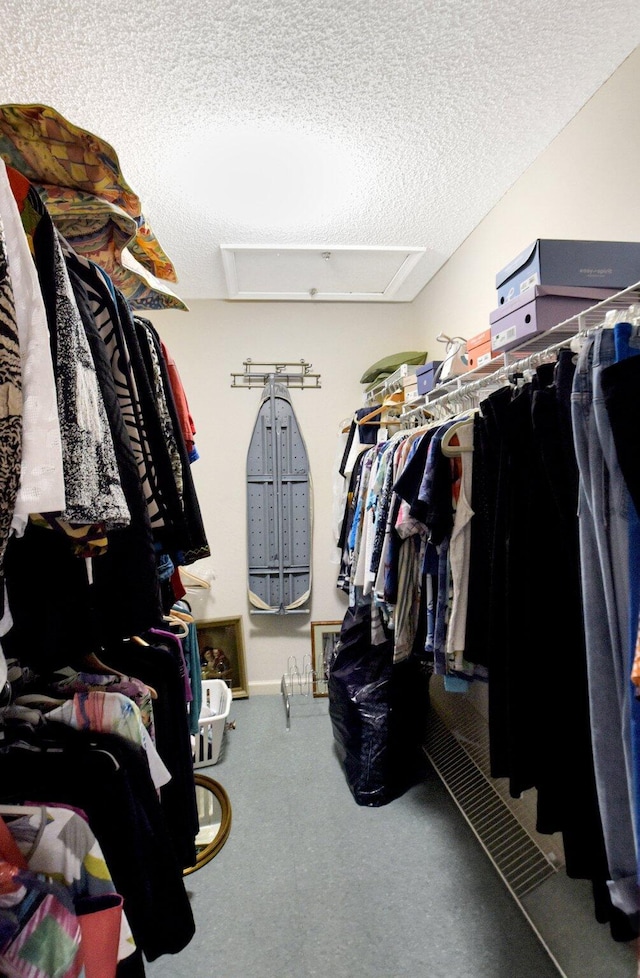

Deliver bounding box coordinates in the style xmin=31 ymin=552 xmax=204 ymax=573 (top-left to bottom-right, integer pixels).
xmin=64 ymin=245 xmax=210 ymax=565
xmin=134 ymin=316 xmax=210 ymax=566
xmin=0 ymin=214 xmax=22 ymax=573
xmin=134 ymin=315 xmax=183 ymax=497
xmin=63 ymin=248 xmax=166 ymax=533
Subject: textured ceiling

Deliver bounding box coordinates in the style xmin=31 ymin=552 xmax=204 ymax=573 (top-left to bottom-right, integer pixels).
xmin=1 ymin=1 xmax=639 ymax=302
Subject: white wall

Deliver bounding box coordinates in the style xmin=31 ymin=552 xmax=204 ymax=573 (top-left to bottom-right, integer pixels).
xmin=149 ymin=299 xmax=422 ymax=692
xmin=412 ymin=46 xmax=640 ymax=348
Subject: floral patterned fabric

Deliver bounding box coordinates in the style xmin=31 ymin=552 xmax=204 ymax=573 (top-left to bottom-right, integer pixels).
xmin=0 ymin=104 xmax=186 ymax=311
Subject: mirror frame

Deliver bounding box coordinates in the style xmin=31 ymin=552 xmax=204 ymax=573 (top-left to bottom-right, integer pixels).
xmin=183 ymin=774 xmax=232 ymax=876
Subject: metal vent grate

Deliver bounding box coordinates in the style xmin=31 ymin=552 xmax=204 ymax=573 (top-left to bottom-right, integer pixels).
xmin=424 ymin=707 xmax=559 ymax=900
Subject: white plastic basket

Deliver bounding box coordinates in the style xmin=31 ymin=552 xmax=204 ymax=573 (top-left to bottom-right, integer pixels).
xmin=193 ymin=679 xmax=232 ymax=767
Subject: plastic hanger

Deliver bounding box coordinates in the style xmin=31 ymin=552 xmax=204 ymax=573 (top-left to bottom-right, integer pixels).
xmin=358 ymin=391 xmax=404 ymax=426
xmin=80 ymin=651 xmax=128 ymax=682
xmin=178 ymin=567 xmax=211 ymax=590
xmin=162 ymin=615 xmax=190 ymax=639
xmin=441 ymin=416 xmax=475 ymax=457
xmin=0 ymin=804 xmax=41 ymax=817
xmin=89 ymin=747 xmax=120 ymax=772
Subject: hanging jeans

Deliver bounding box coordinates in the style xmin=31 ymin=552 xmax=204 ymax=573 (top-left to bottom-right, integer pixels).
xmin=571 ymin=328 xmax=639 ymax=919
xmin=601 ymin=322 xmax=640 ymax=912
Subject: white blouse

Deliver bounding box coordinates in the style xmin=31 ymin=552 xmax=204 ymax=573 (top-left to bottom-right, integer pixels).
xmin=0 ymin=159 xmax=65 ymax=534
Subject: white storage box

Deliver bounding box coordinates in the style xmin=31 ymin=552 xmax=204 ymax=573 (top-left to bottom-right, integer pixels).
xmin=193 ymin=679 xmax=232 ymax=767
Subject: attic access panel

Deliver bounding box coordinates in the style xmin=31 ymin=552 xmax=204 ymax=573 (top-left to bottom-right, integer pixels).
xmin=221 ymin=245 xmax=427 ymax=301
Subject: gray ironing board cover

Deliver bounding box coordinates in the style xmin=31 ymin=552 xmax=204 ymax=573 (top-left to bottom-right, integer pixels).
xmin=246 ymin=380 xmax=312 ymax=612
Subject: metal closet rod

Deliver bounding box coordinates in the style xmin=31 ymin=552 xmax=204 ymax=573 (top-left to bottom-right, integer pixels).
xmin=423 ymin=339 xmax=568 ymax=418
xmin=405 ymin=281 xmax=640 ymax=421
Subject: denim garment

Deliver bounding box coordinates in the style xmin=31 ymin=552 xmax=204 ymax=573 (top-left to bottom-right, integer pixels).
xmin=415 ymin=421 xmax=465 ymax=686
xmin=422 ymin=543 xmax=437 ymax=661
xmin=572 ymin=329 xmax=638 ymax=917
xmin=611 ymin=321 xmax=640 ymax=911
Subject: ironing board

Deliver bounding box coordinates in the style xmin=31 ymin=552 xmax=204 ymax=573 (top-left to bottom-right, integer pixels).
xmin=246 ymin=380 xmax=312 ymax=614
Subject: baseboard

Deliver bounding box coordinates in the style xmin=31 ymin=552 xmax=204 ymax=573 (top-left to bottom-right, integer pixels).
xmin=247 ymin=680 xmax=282 ymax=695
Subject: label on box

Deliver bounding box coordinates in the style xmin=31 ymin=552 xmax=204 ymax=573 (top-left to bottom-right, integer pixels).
xmin=493 ymin=325 xmax=517 ymax=350
xmin=520 ymin=273 xmax=539 ymax=293
xmin=405 ymin=389 xmax=421 ymax=402
xmin=477 ymin=351 xmax=493 ymax=367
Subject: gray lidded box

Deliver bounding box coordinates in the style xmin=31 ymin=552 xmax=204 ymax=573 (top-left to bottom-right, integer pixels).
xmin=490 ymin=286 xmax=615 ymax=354
xmin=495 ymin=239 xmax=640 ymax=306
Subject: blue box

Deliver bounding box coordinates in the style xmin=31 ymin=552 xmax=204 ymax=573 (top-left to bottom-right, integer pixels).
xmin=496 ymin=239 xmax=640 ymax=306
xmin=416 ymin=361 xmax=443 ymax=395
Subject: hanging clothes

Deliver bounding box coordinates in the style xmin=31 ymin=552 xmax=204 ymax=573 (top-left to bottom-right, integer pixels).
xmin=65 ymin=260 xmax=162 ymax=638
xmin=104 ymin=638 xmax=199 ymax=870
xmin=159 ymin=338 xmax=198 ymax=462
xmin=133 ymin=316 xmax=210 ymax=567
xmin=0 ymin=208 xmax=22 ymax=585
xmin=6 ymin=164 xmax=129 ymax=533
xmin=0 ymin=162 xmax=63 ymax=539
xmin=0 ymin=115 xmax=208 ymax=978
xmin=5 ymin=804 xmax=136 ymax=964
xmin=0 ymin=720 xmax=196 ymax=961
xmin=572 ymin=326 xmax=640 ymax=923
xmin=333 ymin=348 xmax=638 ymax=939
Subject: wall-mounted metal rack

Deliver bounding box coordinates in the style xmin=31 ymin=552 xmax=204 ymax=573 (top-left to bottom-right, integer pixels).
xmin=231 ymin=359 xmax=321 ymax=389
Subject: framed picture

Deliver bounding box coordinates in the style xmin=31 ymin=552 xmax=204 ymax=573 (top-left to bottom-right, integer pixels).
xmin=196 ymin=616 xmax=249 ymax=699
xmin=310 ymin=621 xmax=341 ymax=698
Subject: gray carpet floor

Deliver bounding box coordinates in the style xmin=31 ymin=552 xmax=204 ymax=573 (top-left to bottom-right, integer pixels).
xmin=145 ymin=696 xmax=585 ymax=978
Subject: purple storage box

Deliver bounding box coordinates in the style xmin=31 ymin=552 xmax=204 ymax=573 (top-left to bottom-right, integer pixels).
xmin=416 ymin=361 xmax=443 ymax=395
xmin=490 ymin=286 xmax=615 ymax=354
xmin=495 ymin=239 xmax=640 ymax=306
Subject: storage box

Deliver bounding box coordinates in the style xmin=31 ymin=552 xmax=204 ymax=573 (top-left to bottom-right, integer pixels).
xmin=193 ymin=679 xmax=232 ymax=767
xmin=495 ymin=239 xmax=640 ymax=306
xmin=467 ymin=342 xmax=499 ymax=370
xmin=490 ymin=286 xmax=615 ymax=353
xmin=466 ymin=329 xmax=499 ymax=370
xmin=416 ymin=360 xmax=443 ymax=395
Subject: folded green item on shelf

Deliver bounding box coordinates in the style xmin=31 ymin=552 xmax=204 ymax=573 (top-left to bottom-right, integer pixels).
xmin=360 ymin=351 xmax=428 ymax=385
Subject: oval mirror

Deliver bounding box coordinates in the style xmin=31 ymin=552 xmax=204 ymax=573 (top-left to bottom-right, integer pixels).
xmin=183 ymin=774 xmax=232 ymax=876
